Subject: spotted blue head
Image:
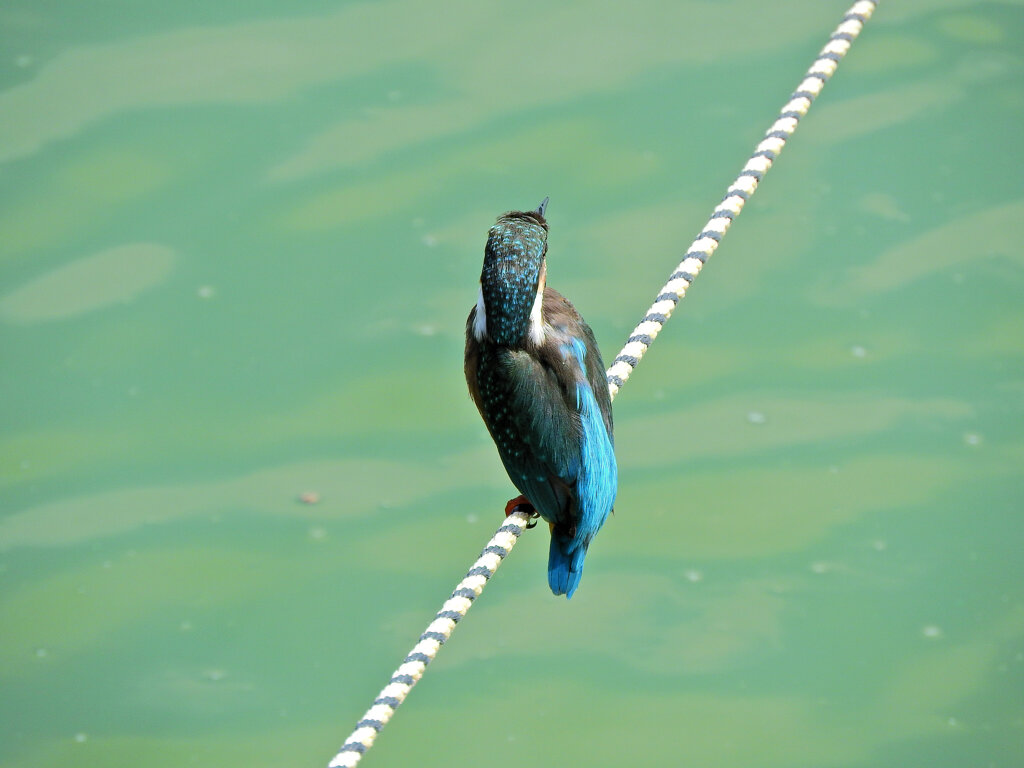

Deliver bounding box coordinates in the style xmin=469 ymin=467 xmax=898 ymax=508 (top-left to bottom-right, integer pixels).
xmin=475 ymin=198 xmax=550 ymax=347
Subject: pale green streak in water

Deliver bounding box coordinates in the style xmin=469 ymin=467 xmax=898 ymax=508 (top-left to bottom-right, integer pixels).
xmin=1 ymin=1 xmax=1022 ymax=767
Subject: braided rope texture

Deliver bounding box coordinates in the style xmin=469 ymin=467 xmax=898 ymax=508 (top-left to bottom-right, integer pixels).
xmin=327 ymin=2 xmax=876 ymax=765
xmin=606 ymin=0 xmax=877 ymax=400
xmin=327 ymin=509 xmax=532 ymax=767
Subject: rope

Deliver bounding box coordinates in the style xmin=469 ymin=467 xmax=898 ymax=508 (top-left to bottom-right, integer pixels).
xmin=607 ymin=0 xmax=877 ymax=398
xmin=326 ymin=2 xmax=876 ymax=765
xmin=327 ymin=508 xmax=533 ymax=768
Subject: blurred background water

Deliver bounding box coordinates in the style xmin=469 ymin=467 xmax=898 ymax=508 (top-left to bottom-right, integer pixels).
xmin=1 ymin=1 xmax=1022 ymax=766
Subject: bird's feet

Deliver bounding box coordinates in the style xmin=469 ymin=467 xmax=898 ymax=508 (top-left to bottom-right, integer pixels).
xmin=504 ymin=495 xmax=539 ymax=528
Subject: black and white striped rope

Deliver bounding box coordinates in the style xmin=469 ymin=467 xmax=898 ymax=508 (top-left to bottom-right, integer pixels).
xmin=327 ymin=2 xmax=876 ymax=765
xmin=606 ymin=0 xmax=877 ymax=400
xmin=327 ymin=508 xmax=533 ymax=767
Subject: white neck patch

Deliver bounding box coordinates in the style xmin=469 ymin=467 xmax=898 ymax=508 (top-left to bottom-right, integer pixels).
xmin=527 ymin=282 xmax=545 ymax=346
xmin=472 ymin=286 xmax=488 ymax=341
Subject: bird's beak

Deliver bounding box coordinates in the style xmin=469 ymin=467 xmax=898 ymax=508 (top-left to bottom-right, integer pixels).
xmin=536 ymin=197 xmax=549 ymax=217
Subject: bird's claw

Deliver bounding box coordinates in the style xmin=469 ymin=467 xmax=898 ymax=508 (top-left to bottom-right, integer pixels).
xmin=504 ymin=495 xmax=539 ymax=527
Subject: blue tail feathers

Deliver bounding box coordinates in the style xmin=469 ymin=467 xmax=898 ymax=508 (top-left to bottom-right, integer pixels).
xmin=548 ymin=533 xmax=588 ymax=599
xmin=544 ymin=337 xmax=617 ymax=599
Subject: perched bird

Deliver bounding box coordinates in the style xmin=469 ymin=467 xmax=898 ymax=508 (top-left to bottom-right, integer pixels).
xmin=465 ymin=198 xmax=617 ymax=599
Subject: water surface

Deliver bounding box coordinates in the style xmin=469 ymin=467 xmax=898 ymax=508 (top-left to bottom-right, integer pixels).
xmin=2 ymin=2 xmax=1022 ymax=766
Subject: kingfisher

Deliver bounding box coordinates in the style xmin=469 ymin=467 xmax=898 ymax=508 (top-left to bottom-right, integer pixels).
xmin=465 ymin=198 xmax=617 ymax=599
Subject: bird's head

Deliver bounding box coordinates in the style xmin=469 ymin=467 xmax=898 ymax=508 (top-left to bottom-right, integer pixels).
xmin=474 ymin=198 xmax=549 ymax=346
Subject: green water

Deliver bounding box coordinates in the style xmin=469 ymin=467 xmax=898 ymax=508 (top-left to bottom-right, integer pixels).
xmin=2 ymin=1 xmax=1022 ymax=766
